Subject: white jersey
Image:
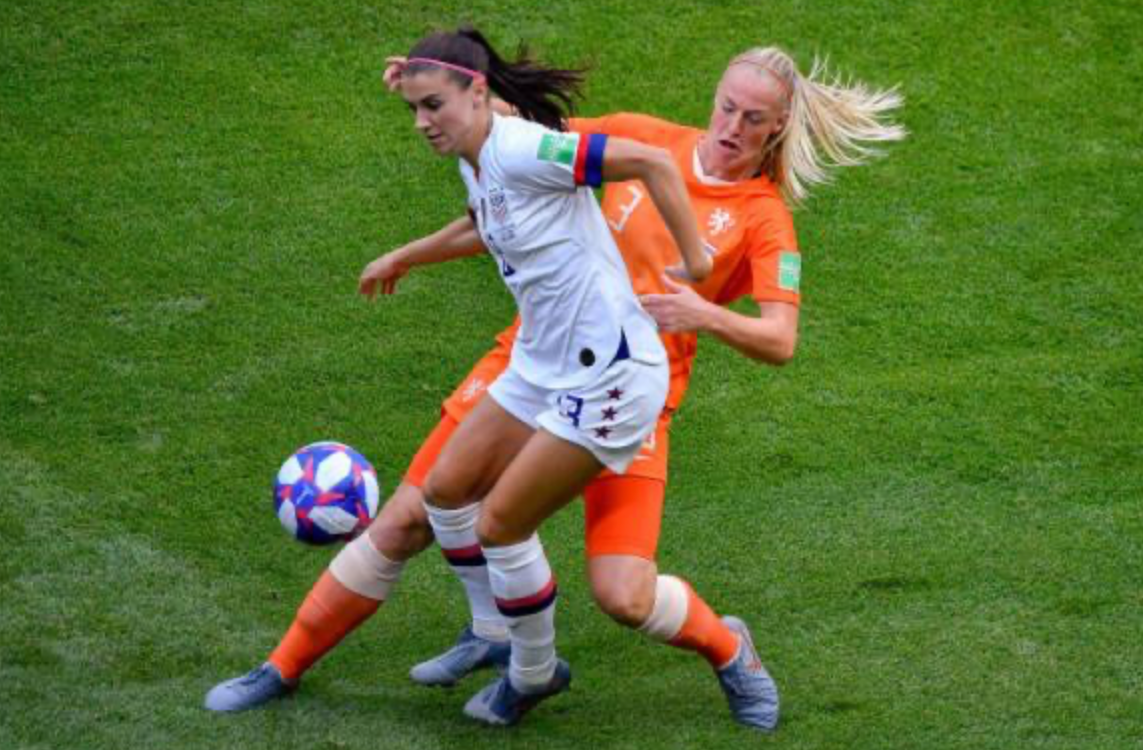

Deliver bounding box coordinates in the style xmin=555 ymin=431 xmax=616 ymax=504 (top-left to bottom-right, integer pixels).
xmin=459 ymin=114 xmax=665 ymax=390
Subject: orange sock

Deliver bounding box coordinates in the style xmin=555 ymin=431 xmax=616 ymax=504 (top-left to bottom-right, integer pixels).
xmin=668 ymin=583 xmax=740 ymax=669
xmin=268 ymin=570 xmax=381 ymax=680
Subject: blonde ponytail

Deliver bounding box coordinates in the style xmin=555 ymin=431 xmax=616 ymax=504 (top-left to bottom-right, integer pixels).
xmin=730 ymin=48 xmax=906 ymax=205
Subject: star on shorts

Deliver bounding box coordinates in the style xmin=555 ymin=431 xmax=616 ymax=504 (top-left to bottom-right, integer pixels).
xmin=594 ymin=426 xmax=613 ymax=439
xmin=601 ymin=407 xmax=618 ymax=421
xmin=607 ymin=388 xmax=624 ymax=400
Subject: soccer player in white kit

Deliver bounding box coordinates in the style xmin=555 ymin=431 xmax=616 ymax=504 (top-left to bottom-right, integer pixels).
xmin=393 ymin=28 xmax=712 ymax=725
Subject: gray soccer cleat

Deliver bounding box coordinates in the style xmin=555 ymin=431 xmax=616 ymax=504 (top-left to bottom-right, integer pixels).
xmin=716 ymin=617 xmax=780 ymax=731
xmin=462 ymin=659 xmax=572 ymax=726
xmin=409 ymin=626 xmax=511 ymax=687
xmin=204 ymin=662 xmax=297 ymax=712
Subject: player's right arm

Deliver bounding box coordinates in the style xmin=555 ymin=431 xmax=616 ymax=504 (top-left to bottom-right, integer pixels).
xmin=359 ymin=215 xmax=485 ymax=299
xmin=643 ymin=277 xmax=800 ymax=364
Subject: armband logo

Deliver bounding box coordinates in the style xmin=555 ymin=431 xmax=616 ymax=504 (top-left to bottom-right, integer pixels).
xmin=778 ymin=251 xmax=801 ymax=292
xmin=537 ymin=133 xmax=578 ymax=166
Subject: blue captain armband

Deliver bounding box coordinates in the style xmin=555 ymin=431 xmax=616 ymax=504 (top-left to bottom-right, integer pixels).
xmin=573 ymin=133 xmax=608 ymax=188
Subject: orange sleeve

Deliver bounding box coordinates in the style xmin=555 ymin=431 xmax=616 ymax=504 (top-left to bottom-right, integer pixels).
xmin=568 ymin=113 xmax=679 ymax=148
xmin=747 ymin=200 xmax=802 ymax=305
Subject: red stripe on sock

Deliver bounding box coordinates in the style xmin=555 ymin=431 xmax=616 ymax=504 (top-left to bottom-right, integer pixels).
xmin=495 ymin=576 xmax=557 ymax=611
xmin=442 ymin=544 xmax=484 ymax=564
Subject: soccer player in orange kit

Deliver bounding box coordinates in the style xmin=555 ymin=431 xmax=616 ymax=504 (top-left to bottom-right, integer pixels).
xmin=205 ymin=45 xmax=905 ymax=731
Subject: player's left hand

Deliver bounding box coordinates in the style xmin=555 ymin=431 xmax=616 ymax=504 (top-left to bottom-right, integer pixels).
xmin=382 ymin=56 xmax=407 ymax=92
xmin=640 ymin=274 xmax=713 ymax=332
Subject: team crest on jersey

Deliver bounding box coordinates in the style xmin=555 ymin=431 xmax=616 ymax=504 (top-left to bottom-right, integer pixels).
xmin=480 ymin=187 xmax=517 ymax=249
xmin=778 ymin=251 xmax=801 ymax=292
xmin=489 ymin=186 xmax=509 ymax=222
xmin=461 ymin=378 xmax=487 ymax=403
xmin=537 ymin=133 xmax=578 ymax=166
xmin=707 ymin=208 xmax=736 ymax=235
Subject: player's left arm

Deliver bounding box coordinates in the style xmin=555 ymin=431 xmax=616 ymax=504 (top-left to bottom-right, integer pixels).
xmin=641 ymin=276 xmax=800 ymax=365
xmin=504 ymin=127 xmax=707 ymax=280
xmin=601 ymin=138 xmax=712 ymax=282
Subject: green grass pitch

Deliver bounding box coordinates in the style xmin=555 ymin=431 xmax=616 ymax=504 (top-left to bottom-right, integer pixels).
xmin=2 ymin=1 xmax=1141 ymax=748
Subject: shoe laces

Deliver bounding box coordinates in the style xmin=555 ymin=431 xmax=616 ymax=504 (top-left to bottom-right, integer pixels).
xmin=238 ymin=665 xmax=272 ymax=688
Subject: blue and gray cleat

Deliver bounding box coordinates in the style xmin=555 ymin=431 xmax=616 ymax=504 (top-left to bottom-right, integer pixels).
xmin=716 ymin=616 xmax=780 ymax=731
xmin=204 ymin=662 xmax=297 ymax=712
xmin=409 ymin=626 xmax=511 ymax=687
xmin=462 ymin=659 xmax=572 ymax=726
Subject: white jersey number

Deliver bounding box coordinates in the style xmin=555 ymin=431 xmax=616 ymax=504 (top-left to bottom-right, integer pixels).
xmin=607 ymin=185 xmax=645 ymax=233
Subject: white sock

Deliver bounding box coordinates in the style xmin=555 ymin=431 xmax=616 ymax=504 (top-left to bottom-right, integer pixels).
xmin=423 ymin=501 xmax=508 ymax=641
xmin=484 ymin=535 xmax=559 ymax=692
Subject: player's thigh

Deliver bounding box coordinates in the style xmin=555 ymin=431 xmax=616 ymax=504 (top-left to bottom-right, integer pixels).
xmin=583 ymin=475 xmax=666 ymax=560
xmin=478 ymin=429 xmax=604 ymax=546
xmin=424 ymin=395 xmax=534 ymax=508
xmin=583 ymin=476 xmax=665 ymax=623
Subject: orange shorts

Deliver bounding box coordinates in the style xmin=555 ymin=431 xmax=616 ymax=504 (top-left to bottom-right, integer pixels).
xmin=440 ymin=345 xmax=512 ymax=424
xmin=403 ymin=412 xmax=668 ymax=560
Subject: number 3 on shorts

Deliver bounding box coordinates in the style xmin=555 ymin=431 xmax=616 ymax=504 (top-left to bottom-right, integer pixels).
xmin=557 ymin=393 xmax=585 ymax=428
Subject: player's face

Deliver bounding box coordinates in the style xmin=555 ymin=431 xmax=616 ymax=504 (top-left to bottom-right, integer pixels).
xmin=401 ymin=70 xmax=486 ymax=157
xmin=701 ymin=65 xmax=789 ymax=181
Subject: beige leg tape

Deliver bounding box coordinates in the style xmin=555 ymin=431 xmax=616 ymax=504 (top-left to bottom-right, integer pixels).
xmin=637 ymin=574 xmax=689 ymax=642
xmin=329 ymin=532 xmax=405 ymax=601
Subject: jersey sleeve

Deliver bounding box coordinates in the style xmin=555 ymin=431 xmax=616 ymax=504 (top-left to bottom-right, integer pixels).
xmin=568 ymin=113 xmax=679 ymax=148
xmin=498 ymin=122 xmax=609 ymax=191
xmin=747 ymin=201 xmax=802 ymax=305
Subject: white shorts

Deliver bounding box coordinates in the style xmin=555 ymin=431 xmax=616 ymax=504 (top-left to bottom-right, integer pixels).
xmin=488 ymin=354 xmax=669 ymax=475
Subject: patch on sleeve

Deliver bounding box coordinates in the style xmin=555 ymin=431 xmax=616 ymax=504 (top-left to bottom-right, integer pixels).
xmin=537 ymin=132 xmax=579 ymax=166
xmin=778 ymin=251 xmax=801 ymax=292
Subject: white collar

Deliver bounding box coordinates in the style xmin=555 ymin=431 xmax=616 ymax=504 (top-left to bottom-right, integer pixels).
xmin=693 ymin=143 xmax=736 ymax=186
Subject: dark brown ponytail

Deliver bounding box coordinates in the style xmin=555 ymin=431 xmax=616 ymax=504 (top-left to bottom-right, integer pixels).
xmin=406 ymin=26 xmax=585 ymax=131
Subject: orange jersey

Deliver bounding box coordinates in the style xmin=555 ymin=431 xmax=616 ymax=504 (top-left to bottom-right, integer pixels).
xmin=444 ymin=112 xmax=800 ymax=419
xmin=575 ymin=113 xmax=800 ymax=410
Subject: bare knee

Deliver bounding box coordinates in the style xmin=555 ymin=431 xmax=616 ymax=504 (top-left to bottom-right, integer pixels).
xmin=475 ymin=506 xmax=528 ymax=548
xmin=591 ymin=573 xmax=656 ymax=628
xmin=368 ymin=483 xmax=433 ymax=560
xmin=423 ymin=463 xmax=479 ymax=510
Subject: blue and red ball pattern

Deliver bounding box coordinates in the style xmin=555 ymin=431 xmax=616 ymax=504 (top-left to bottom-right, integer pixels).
xmin=273 ymin=441 xmax=381 ymax=545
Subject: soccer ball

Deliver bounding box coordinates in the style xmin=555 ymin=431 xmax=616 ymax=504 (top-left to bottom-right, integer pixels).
xmin=273 ymin=441 xmax=381 ymax=545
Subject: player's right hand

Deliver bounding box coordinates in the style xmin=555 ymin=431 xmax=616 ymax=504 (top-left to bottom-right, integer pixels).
xmin=359 ymin=251 xmax=409 ymax=299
